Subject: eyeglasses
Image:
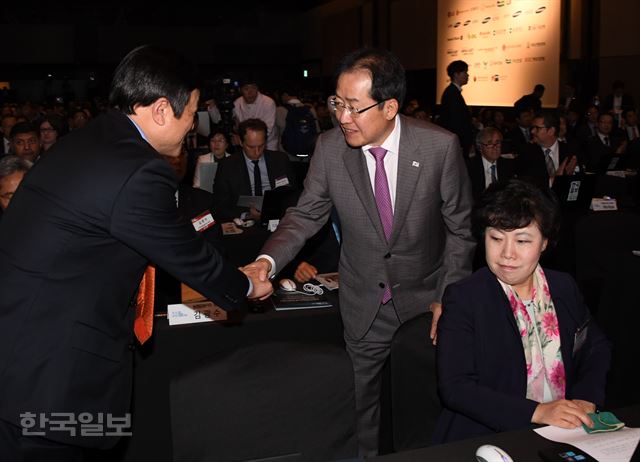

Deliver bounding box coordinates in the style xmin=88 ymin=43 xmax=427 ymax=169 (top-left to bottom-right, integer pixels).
xmin=481 ymin=141 xmax=502 ymax=148
xmin=40 ymin=128 xmax=56 ymax=133
xmin=328 ymin=96 xmax=388 ymax=118
xmin=530 ymin=124 xmax=547 ymax=131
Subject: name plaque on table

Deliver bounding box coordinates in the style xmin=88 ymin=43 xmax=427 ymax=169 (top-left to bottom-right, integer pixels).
xmin=167 ymin=284 xmax=228 ymax=325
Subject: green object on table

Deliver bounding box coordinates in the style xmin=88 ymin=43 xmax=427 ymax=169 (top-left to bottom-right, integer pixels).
xmin=582 ymin=411 xmax=625 ymax=433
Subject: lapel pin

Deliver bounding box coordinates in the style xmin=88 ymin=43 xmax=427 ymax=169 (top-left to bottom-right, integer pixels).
xmin=412 ymin=161 xmax=420 ymax=167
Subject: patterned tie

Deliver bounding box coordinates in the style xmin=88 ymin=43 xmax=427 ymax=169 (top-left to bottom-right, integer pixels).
xmin=134 ymin=265 xmax=155 ymax=344
xmin=490 ymin=163 xmax=497 ymax=184
xmin=370 ymin=147 xmax=393 ymax=304
xmin=544 ymin=148 xmax=555 ymax=177
xmin=252 ymin=160 xmax=262 ymax=196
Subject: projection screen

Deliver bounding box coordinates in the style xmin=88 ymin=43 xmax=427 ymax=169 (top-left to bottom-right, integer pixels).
xmin=436 ymin=0 xmax=560 ymax=108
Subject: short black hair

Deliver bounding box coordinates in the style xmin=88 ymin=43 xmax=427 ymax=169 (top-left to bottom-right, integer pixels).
xmin=534 ymin=84 xmax=546 ymax=92
xmin=473 ymin=179 xmax=560 ymax=245
xmin=208 ymin=129 xmax=230 ymax=145
xmin=335 ymin=48 xmax=406 ymax=107
xmin=533 ymin=110 xmax=560 ymax=135
xmin=238 ymin=118 xmax=268 ymax=142
xmin=9 ymin=122 xmax=39 ymax=139
xmin=109 ymin=45 xmax=200 ymax=118
xmin=40 ymin=114 xmax=67 ymax=136
xmin=446 ymin=60 xmax=468 ymax=79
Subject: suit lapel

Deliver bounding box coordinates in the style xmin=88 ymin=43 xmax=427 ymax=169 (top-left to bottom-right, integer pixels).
xmin=389 ymin=119 xmax=422 ymax=247
xmin=264 ymin=151 xmax=276 ymax=189
xmin=343 ymin=145 xmax=387 ymax=244
xmin=239 ymin=157 xmax=252 ymax=196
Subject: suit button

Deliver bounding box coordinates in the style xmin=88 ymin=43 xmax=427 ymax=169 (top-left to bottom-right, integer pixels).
xmin=379 ymin=282 xmax=385 ymax=288
xmin=384 ymin=253 xmax=391 ymax=259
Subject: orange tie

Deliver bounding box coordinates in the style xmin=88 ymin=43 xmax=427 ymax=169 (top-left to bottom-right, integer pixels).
xmin=134 ymin=265 xmax=155 ymax=344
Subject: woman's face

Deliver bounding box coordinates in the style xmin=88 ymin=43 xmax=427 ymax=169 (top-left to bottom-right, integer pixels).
xmin=40 ymin=121 xmax=58 ymax=145
xmin=485 ymin=222 xmax=548 ymax=297
xmin=210 ymin=133 xmax=228 ymax=156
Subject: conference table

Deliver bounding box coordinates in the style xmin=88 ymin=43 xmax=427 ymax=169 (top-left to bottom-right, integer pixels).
xmin=371 ymin=406 xmax=640 ymax=462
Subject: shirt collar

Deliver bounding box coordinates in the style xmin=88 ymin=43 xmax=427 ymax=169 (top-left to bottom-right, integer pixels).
xmin=363 ymin=116 xmax=401 ymax=156
xmin=127 ymin=116 xmax=149 ymax=142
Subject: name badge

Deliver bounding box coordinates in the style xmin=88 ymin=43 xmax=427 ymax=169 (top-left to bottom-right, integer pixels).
xmin=275 ymin=176 xmax=289 ymax=188
xmin=590 ymin=198 xmax=617 ymax=211
xmin=191 ymin=212 xmax=215 ymax=232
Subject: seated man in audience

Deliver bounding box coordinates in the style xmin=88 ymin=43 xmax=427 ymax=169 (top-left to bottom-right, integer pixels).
xmin=0 ymin=155 xmax=33 ymax=218
xmin=467 ymin=127 xmax=515 ymax=201
xmin=507 ymin=104 xmax=534 ymax=155
xmin=516 ymin=111 xmax=577 ymax=188
xmin=212 ymin=118 xmax=295 ymax=221
xmin=9 ymin=122 xmax=41 ymax=162
xmin=585 ymin=113 xmax=627 ymax=172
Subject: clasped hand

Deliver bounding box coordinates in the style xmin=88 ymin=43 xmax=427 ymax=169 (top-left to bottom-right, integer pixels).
xmin=240 ymin=258 xmax=273 ymax=300
xmin=532 ymin=399 xmax=596 ymax=429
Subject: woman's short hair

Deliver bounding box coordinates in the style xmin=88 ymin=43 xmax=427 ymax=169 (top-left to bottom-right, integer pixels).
xmin=473 ymin=179 xmax=560 ymax=244
xmin=208 ymin=129 xmax=230 ymax=145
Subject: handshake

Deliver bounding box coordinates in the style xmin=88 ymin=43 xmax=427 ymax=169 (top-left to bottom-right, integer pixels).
xmin=240 ymin=258 xmax=274 ymax=300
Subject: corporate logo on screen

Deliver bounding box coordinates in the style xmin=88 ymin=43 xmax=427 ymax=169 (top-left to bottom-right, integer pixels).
xmin=478 ymin=46 xmax=497 ymax=53
xmin=536 ymin=6 xmax=547 ymax=14
xmin=504 ymin=57 xmax=523 ymax=64
xmin=525 ymin=56 xmax=545 ymax=62
xmin=461 ymin=48 xmax=474 ymax=56
xmin=479 ymin=31 xmax=492 ymax=38
xmin=447 ymin=36 xmax=464 ymax=41
xmin=467 ymin=33 xmax=477 ymax=39
xmin=464 ymin=19 xmax=471 ymax=26
xmin=527 ymin=41 xmax=546 ymax=48
xmin=512 ymin=10 xmax=522 ymax=17
xmin=529 ymin=24 xmax=547 ymax=31
xmin=502 ymin=44 xmax=522 ymax=50
xmin=446 ymin=49 xmax=459 ymax=57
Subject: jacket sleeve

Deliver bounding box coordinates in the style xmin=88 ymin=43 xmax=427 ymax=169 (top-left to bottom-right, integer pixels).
xmin=110 ymin=158 xmax=248 ymax=311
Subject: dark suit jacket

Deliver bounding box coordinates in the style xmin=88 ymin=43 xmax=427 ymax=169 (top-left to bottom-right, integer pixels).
xmin=261 ymin=116 xmax=475 ymax=339
xmin=0 ymin=111 xmax=248 ymax=448
xmin=602 ymin=93 xmax=635 ymax=114
xmin=433 ymin=267 xmax=611 ymax=443
xmin=585 ymin=134 xmax=625 ymax=173
xmin=507 ymin=125 xmax=532 ymax=155
xmin=438 ymin=83 xmax=474 ymax=156
xmin=466 ymin=155 xmax=516 ymax=201
xmin=516 ymin=141 xmax=570 ymax=189
xmin=211 ymin=150 xmax=295 ymax=220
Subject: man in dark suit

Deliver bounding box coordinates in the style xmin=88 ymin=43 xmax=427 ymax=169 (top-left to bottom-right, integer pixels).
xmin=507 ymin=104 xmax=535 ymax=155
xmin=516 ymin=111 xmax=577 ymax=189
xmin=467 ymin=127 xmax=516 ymax=201
xmin=438 ymin=60 xmax=474 ymax=157
xmin=514 ymin=83 xmax=545 ymax=114
xmin=243 ymin=49 xmax=475 ymax=456
xmin=585 ymin=112 xmax=627 ymax=173
xmin=0 ymin=45 xmax=271 ymax=461
xmin=212 ymin=118 xmax=295 ymax=221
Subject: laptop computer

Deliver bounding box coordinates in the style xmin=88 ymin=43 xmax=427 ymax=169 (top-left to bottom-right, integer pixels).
xmin=551 ymin=174 xmax=597 ymax=210
xmin=259 ymin=187 xmax=302 ymax=225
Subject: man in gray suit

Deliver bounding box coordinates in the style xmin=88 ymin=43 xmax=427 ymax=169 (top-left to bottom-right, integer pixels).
xmin=243 ymin=49 xmax=475 ymax=456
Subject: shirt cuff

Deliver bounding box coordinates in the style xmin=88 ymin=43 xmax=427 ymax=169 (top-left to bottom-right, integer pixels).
xmin=256 ymin=254 xmax=276 ymax=279
xmin=246 ymin=277 xmax=253 ymax=297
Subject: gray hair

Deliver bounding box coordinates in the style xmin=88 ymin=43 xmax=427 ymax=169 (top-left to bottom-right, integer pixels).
xmin=475 ymin=126 xmax=503 ymax=151
xmin=0 ymin=155 xmax=33 ymax=181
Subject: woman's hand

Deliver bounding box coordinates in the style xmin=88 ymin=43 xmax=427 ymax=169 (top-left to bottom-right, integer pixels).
xmin=532 ymin=400 xmax=594 ymax=429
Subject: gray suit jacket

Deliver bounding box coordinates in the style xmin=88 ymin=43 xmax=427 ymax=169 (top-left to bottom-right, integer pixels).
xmin=261 ymin=115 xmax=475 ymax=339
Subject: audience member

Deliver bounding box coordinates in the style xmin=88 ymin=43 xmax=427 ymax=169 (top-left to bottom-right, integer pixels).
xmin=0 ymin=155 xmax=32 ymax=212
xmin=233 ymin=79 xmax=278 ymax=150
xmin=515 ymin=84 xmax=545 ymax=113
xmin=438 ymin=60 xmax=474 ymax=157
xmin=39 ymin=114 xmax=66 ymax=153
xmin=585 ymin=113 xmax=627 ymax=172
xmin=467 ymin=127 xmax=515 ymax=201
xmin=276 ymin=90 xmax=319 ymax=156
xmin=602 ymin=80 xmax=635 ymax=119
xmin=517 ymin=111 xmax=577 ymax=188
xmin=433 ymin=179 xmax=611 ymax=443
xmin=9 ymin=122 xmax=41 ymax=162
xmin=193 ymin=130 xmax=232 ymax=190
xmin=212 ymin=118 xmax=295 ymax=221
xmin=508 ymin=105 xmax=534 ymax=155
xmin=1 ymin=114 xmax=17 ymax=155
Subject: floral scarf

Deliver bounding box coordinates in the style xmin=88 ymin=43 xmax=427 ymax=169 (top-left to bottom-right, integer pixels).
xmin=498 ymin=264 xmax=566 ymax=402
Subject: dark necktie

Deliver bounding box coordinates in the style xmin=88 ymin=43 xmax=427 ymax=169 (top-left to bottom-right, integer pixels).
xmin=490 ymin=163 xmax=497 ymax=184
xmin=604 ymin=136 xmax=610 ymax=147
xmin=544 ymin=148 xmax=555 ymax=177
xmin=370 ymin=147 xmax=393 ymax=304
xmin=252 ymin=160 xmax=262 ymax=196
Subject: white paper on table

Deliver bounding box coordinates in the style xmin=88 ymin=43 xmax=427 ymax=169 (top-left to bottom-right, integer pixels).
xmin=534 ymin=425 xmax=640 ymax=461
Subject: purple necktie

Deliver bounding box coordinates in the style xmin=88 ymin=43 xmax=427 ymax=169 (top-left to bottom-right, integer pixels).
xmin=370 ymin=146 xmax=393 ymax=303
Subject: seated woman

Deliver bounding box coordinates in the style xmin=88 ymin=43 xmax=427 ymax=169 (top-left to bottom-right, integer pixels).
xmin=433 ymin=179 xmax=611 ymax=443
xmin=193 ymin=130 xmax=233 ymax=191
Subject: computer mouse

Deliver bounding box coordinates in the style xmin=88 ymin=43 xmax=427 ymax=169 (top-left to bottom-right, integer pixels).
xmin=278 ymin=278 xmax=297 ymax=292
xmin=475 ymin=444 xmax=513 ymax=462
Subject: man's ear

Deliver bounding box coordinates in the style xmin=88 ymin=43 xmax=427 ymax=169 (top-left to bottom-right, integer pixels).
xmin=150 ymin=97 xmax=171 ymax=126
xmin=385 ymin=99 xmax=399 ymax=120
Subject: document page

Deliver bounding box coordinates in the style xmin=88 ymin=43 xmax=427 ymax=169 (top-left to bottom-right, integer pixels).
xmin=535 ymin=425 xmax=640 ymax=461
